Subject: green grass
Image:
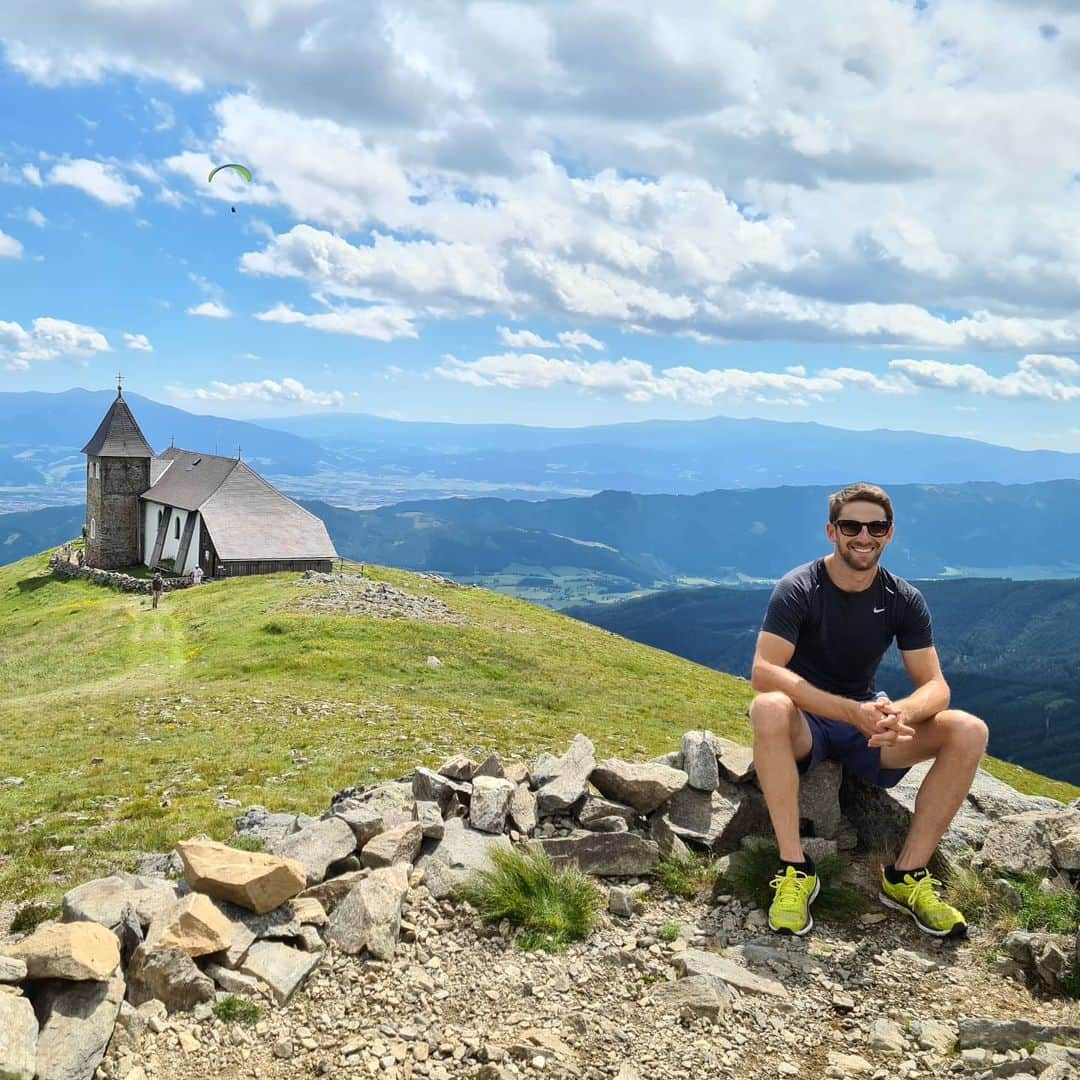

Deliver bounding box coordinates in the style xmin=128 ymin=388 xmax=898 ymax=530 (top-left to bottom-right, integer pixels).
xmin=227 ymin=835 xmax=264 ymax=852
xmin=0 ymin=552 xmax=757 ymax=903
xmin=213 ymin=996 xmax=262 ymax=1025
xmin=715 ymin=842 xmax=867 ymax=921
xmin=1007 ymin=875 xmax=1080 ymax=934
xmin=9 ymin=901 xmax=61 ymax=934
xmin=659 ymin=922 xmax=680 ymax=942
xmin=455 ymin=844 xmax=605 ymax=952
xmin=653 ymin=851 xmax=723 ymax=899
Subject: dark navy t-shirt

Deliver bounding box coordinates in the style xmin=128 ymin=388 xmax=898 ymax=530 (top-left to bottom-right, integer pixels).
xmin=761 ymin=558 xmax=934 ymax=701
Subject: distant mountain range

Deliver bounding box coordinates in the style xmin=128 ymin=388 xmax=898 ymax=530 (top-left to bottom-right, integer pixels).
xmin=5 ymin=389 xmax=1080 ymax=514
xmin=567 ymin=578 xmax=1080 ymax=787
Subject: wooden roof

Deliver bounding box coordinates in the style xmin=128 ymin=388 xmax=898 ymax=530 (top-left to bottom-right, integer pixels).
xmin=81 ymin=391 xmax=155 ymax=458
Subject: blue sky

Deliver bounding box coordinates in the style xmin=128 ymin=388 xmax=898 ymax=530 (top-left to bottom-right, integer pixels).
xmin=3 ymin=1 xmax=1080 ymax=450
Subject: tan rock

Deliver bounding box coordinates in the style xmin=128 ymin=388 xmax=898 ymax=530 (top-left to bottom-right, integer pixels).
xmin=146 ymin=893 xmax=236 ymax=957
xmin=289 ymin=897 xmax=328 ymax=927
xmin=176 ymin=839 xmax=306 ymax=914
xmin=4 ymin=921 xmax=119 ymax=981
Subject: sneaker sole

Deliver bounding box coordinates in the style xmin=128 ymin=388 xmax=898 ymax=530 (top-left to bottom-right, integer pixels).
xmin=878 ymin=892 xmax=967 ymax=939
xmin=769 ymin=877 xmax=821 ymax=936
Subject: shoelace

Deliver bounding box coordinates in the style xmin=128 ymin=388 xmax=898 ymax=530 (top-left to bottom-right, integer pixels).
xmin=769 ymin=868 xmax=809 ymax=906
xmin=905 ymin=873 xmax=949 ymax=915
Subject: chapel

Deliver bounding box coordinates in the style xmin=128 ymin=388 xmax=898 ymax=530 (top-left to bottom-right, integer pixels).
xmin=81 ymin=385 xmax=337 ymax=577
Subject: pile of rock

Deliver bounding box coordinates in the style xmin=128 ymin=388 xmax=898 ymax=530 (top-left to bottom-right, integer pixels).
xmin=49 ymin=554 xmax=194 ymax=594
xmin=3 ymin=729 xmax=1078 ymax=1080
xmin=296 ymin=571 xmax=466 ymax=623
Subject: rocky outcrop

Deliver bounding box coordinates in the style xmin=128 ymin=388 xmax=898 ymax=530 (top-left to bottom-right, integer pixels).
xmin=175 ymin=840 xmax=307 ymax=914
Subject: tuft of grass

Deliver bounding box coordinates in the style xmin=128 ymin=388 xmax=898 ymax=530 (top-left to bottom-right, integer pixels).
xmin=654 ymin=851 xmax=721 ymax=899
xmin=714 ymin=841 xmax=866 ymax=921
xmin=1007 ymin=875 xmax=1080 ymax=935
xmin=1060 ymin=969 xmax=1080 ymax=1000
xmin=659 ymin=922 xmax=680 ymax=942
xmin=455 ymin=843 xmax=605 ymax=952
xmin=9 ymin=901 xmax=61 ymax=935
xmin=213 ymin=995 xmax=262 ymax=1025
xmin=227 ymin=834 xmax=264 ymax=853
xmin=943 ymin=858 xmax=1012 ymax=925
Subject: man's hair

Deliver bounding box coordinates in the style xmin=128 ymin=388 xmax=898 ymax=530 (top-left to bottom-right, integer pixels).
xmin=828 ymin=482 xmax=893 ymax=522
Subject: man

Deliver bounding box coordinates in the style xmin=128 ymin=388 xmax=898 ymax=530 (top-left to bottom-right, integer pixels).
xmin=749 ymin=482 xmax=988 ymax=939
xmin=192 ymin=565 xmax=204 ymax=586
xmin=151 ymin=570 xmax=163 ymax=609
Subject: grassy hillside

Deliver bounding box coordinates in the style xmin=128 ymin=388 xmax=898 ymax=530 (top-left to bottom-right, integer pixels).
xmin=0 ymin=551 xmax=753 ymax=903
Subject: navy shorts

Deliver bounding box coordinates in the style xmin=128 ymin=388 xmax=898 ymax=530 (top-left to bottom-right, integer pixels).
xmin=796 ymin=693 xmax=910 ymax=789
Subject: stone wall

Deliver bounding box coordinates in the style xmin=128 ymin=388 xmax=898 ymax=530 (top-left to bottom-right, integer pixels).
xmin=49 ymin=553 xmax=195 ymax=594
xmin=85 ymin=456 xmax=151 ymax=570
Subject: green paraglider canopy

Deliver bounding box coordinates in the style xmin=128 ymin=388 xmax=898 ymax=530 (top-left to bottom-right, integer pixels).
xmin=207 ymin=163 xmax=253 ymax=183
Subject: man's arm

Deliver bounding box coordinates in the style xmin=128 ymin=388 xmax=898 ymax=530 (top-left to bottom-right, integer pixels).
xmin=879 ymin=646 xmax=951 ymax=726
xmin=751 ymin=631 xmax=886 ymax=734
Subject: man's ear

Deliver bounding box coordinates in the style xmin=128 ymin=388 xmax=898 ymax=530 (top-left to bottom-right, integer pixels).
xmin=825 ymin=521 xmax=836 ymax=543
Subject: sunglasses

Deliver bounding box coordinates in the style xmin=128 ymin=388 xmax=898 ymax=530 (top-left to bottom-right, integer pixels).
xmin=833 ymin=518 xmax=892 ymax=538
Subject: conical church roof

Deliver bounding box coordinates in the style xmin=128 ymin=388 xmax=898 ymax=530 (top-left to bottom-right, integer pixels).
xmin=81 ymin=390 xmax=155 ymax=458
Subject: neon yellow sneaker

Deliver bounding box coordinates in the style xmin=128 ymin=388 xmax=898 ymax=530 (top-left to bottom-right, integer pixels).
xmin=768 ymin=865 xmax=820 ymax=936
xmin=879 ymin=869 xmax=967 ymax=938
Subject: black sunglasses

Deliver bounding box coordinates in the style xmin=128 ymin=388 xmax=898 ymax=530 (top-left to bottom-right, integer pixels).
xmin=833 ymin=518 xmax=892 ymax=538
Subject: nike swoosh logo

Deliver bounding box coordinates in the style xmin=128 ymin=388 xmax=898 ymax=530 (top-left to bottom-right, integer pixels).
xmin=873 ymin=606 xmax=886 ymax=613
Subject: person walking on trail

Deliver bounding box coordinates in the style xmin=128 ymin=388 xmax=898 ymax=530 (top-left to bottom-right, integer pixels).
xmin=749 ymin=482 xmax=988 ymax=940
xmin=151 ymin=571 xmax=163 ymax=610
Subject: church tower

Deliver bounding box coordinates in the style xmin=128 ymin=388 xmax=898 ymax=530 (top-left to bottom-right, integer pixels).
xmin=81 ymin=380 xmax=154 ymax=569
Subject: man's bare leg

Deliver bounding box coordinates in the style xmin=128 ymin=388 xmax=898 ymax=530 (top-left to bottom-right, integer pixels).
xmin=879 ymin=710 xmax=988 ymax=871
xmin=750 ymin=692 xmax=814 ymax=864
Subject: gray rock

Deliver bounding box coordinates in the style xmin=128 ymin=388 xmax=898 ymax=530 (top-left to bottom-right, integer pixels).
xmin=649 ymin=815 xmax=692 ymax=859
xmin=714 ymin=738 xmax=756 ymax=784
xmin=360 ymin=821 xmax=423 ymax=869
xmin=800 ymin=837 xmax=839 ymax=862
xmin=508 ymin=784 xmax=537 ymax=836
xmin=536 ymin=831 xmax=660 ymax=876
xmin=61 ymin=874 xmax=184 ymax=930
xmin=535 ymin=735 xmax=596 ymax=816
xmin=652 ymin=750 xmax=685 ymax=771
xmin=438 ymin=754 xmax=477 ymax=781
xmin=908 ymin=1019 xmax=955 ymax=1054
xmin=412 ymin=767 xmax=471 ymax=813
xmin=125 ymin=946 xmax=215 ymax=1013
xmin=681 ymin=731 xmax=720 ymax=792
xmin=326 ymin=864 xmax=410 ymax=960
xmin=298 ymin=871 xmax=367 ymax=915
xmin=204 ymin=963 xmax=268 ymax=999
xmin=415 ymin=817 xmax=514 ymax=900
xmin=115 ymin=902 xmax=144 ymax=969
xmin=0 ymin=993 xmax=36 ymax=1080
xmin=1002 ymin=930 xmax=1074 ymax=992
xmin=134 ymin=852 xmax=184 ymax=880
xmin=798 ymin=762 xmax=844 ymax=840
xmin=469 ymin=776 xmax=515 ymax=834
xmin=585 ymin=815 xmax=629 ymax=833
xmin=528 ymin=751 xmax=563 ymax=788
xmin=648 ymin=974 xmax=731 ymax=1021
xmin=0 ymin=956 xmax=27 ymax=983
xmin=211 ymin=898 xmax=303 ymax=943
xmin=414 ymin=800 xmax=445 ymax=840
xmin=979 ymin=811 xmax=1080 ymax=876
xmin=233 ymin=805 xmax=307 ymax=845
xmin=31 ymin=975 xmax=124 ymax=1080
xmin=590 ymin=759 xmax=687 ymax=815
xmin=966 ymin=772 xmax=1065 ymax=818
xmin=578 ymin=796 xmax=638 ymax=828
xmin=868 ymin=1018 xmax=906 ymax=1055
xmin=657 ymin=780 xmax=767 ymax=851
xmin=238 ymin=941 xmax=322 ymax=1005
xmin=267 ymin=817 xmax=357 ymax=885
xmin=673 ymin=949 xmax=789 ymax=1001
xmin=473 ymin=753 xmax=506 ymax=779
xmin=957 ymin=1018 xmax=1080 ymax=1051
xmin=608 ymin=885 xmax=649 ymax=918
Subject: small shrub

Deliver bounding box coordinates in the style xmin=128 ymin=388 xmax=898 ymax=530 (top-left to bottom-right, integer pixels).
xmin=455 ymin=844 xmax=605 ymax=952
xmin=654 ymin=851 xmax=720 ymax=899
xmin=943 ymin=859 xmax=1008 ymax=924
xmin=261 ymin=619 xmax=288 ymax=636
xmin=715 ymin=841 xmax=865 ymax=921
xmin=10 ymin=902 xmax=60 ymax=935
xmin=659 ymin=922 xmax=680 ymax=942
xmin=213 ymin=995 xmax=262 ymax=1025
xmin=228 ymin=834 xmax=264 ymax=852
xmin=1009 ymin=876 xmax=1080 ymax=935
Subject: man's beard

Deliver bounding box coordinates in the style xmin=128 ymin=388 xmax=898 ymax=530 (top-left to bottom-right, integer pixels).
xmin=837 ymin=542 xmax=882 ymax=572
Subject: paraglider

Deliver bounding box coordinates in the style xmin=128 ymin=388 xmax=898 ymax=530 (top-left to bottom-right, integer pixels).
xmin=207 ymin=163 xmax=252 ymax=213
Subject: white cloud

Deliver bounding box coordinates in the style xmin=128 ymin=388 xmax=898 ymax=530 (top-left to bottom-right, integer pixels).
xmin=558 ymin=330 xmax=605 ymax=353
xmin=497 ymin=327 xmax=557 ymax=349
xmin=24 ymin=207 xmax=46 ymax=227
xmin=47 ymin=159 xmax=140 ymax=207
xmin=169 ymin=377 xmax=345 ymax=408
xmin=147 ymin=97 xmax=175 ymax=132
xmin=0 ymin=316 xmax=110 ymax=370
xmin=0 ymin=229 xmax=23 ymax=258
xmin=889 ymin=354 xmax=1080 ymax=401
xmin=186 ymin=301 xmax=233 ymax=319
xmin=22 ymin=164 xmax=42 ymax=187
xmin=123 ymin=332 xmax=153 ymax=352
xmin=254 ymin=302 xmax=418 ymax=341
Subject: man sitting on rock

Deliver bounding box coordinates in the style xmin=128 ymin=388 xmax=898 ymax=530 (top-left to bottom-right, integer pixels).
xmin=749 ymin=482 xmax=988 ymax=939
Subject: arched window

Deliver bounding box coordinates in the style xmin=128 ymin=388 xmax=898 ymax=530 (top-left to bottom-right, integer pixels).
xmin=158 ymin=509 xmax=164 ymax=528
xmin=174 ymin=516 xmax=181 ymax=539
xmin=89 ymin=518 xmax=96 ymax=540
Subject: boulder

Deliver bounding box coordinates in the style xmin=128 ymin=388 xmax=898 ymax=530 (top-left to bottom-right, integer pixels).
xmin=210 ymin=898 xmax=303 ymax=944
xmin=61 ymin=874 xmax=184 ymax=930
xmin=590 ymin=759 xmax=687 ymax=815
xmin=655 ymin=781 xmax=767 ymax=852
xmin=714 ymin=738 xmax=756 ymax=784
xmin=647 ymin=974 xmax=731 ymax=1022
xmin=1051 ymin=821 xmax=1080 ymax=870
xmin=412 ymin=767 xmax=471 ymax=813
xmin=328 ymin=781 xmax=415 ymax=842
xmin=290 ymin=898 xmax=328 ymax=927
xmin=979 ymin=811 xmax=1080 ymax=876
xmin=30 ymin=975 xmax=124 ymax=1080
xmin=536 ymin=832 xmax=660 ymax=877
xmin=238 ymin=941 xmax=322 ymax=1005
xmin=672 ymin=949 xmax=789 ymax=1001
xmin=585 ymin=816 xmax=629 ymax=833
xmin=204 ymin=963 xmax=269 ymax=1000
xmin=232 ymin=806 xmax=310 ymax=845
xmin=534 ymin=735 xmax=596 ymax=816
xmin=5 ymin=922 xmax=119 ymax=982
xmin=438 ymin=754 xmax=477 ymax=781
xmin=0 ymin=957 xmax=27 ymax=983
xmin=145 ymin=893 xmax=236 ymax=957
xmin=360 ymin=821 xmax=423 ymax=869
xmin=415 ymin=817 xmax=513 ymax=900
xmin=473 ymin=753 xmax=506 ymax=779
xmin=267 ymin=817 xmax=357 ymax=885
xmin=508 ymin=785 xmax=537 ymax=836
xmin=0 ymin=993 xmax=36 ymax=1080
xmin=326 ymin=864 xmax=410 ymax=960
xmin=115 ymin=903 xmax=143 ymax=969
xmin=1002 ymin=930 xmax=1074 ymax=993
xmin=414 ymin=800 xmax=445 ymax=840
xmin=578 ymin=796 xmax=637 ymax=828
xmin=798 ymin=762 xmax=843 ymax=840
xmin=681 ymin=731 xmax=720 ymax=792
xmin=957 ymin=1018 xmax=1080 ymax=1051
xmin=299 ymin=871 xmax=367 ymax=915
xmin=175 ymin=839 xmax=306 ymax=914
xmin=469 ymin=776 xmax=515 ymax=834
xmin=125 ymin=945 xmax=215 ymax=1014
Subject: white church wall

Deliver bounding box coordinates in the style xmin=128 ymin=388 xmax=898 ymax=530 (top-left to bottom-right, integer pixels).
xmin=142 ymin=500 xmax=164 ymax=566
xmin=143 ymin=501 xmax=197 ymax=572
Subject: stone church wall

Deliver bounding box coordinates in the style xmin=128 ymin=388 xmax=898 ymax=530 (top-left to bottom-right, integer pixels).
xmin=85 ymin=456 xmax=151 ymax=569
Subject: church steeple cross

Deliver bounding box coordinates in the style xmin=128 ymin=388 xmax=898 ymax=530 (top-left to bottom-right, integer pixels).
xmin=116 ymin=372 xmax=124 ymax=397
